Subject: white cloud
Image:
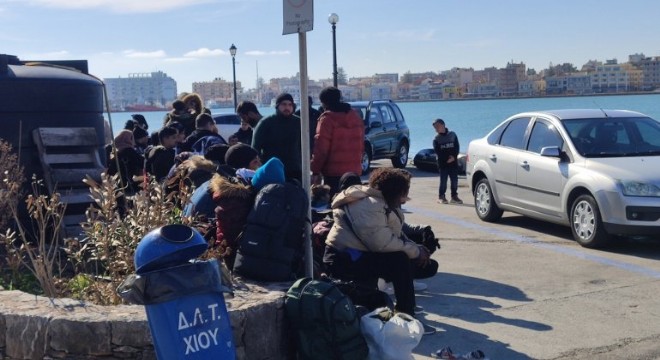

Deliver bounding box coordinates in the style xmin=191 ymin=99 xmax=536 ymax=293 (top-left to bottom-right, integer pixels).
xmin=183 ymin=48 xmax=225 ymax=58
xmin=244 ymin=50 xmax=290 ymax=56
xmin=22 ymin=0 xmax=216 ymax=13
xmin=123 ymin=50 xmax=166 ymax=58
xmin=164 ymin=57 xmax=196 ymax=63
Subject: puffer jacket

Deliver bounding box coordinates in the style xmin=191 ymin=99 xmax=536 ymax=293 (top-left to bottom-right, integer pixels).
xmin=325 ymin=185 xmax=420 ymax=259
xmin=311 ymin=105 xmax=365 ymax=177
xmin=210 ymin=174 xmax=255 ymax=269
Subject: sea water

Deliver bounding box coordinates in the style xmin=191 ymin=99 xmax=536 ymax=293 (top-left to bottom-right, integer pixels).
xmin=109 ymin=94 xmax=660 ymax=157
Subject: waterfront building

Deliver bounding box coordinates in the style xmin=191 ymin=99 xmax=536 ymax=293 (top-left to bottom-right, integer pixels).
xmin=104 ymin=71 xmax=176 ymax=111
xmin=373 ymin=73 xmax=399 ymax=84
xmin=638 ymin=56 xmax=660 ymax=91
xmin=518 ymin=79 xmax=546 ymax=96
xmin=499 ymin=62 xmax=526 ymax=97
xmin=192 ymin=78 xmax=242 ymax=108
xmin=591 ymin=59 xmax=643 ymax=93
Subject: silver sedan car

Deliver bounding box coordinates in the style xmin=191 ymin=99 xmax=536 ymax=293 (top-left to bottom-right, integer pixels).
xmin=466 ymin=109 xmax=660 ymax=248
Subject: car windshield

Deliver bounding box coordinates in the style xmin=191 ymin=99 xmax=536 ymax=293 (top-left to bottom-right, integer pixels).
xmin=562 ymin=116 xmax=660 ymax=157
xmin=350 ymin=105 xmax=368 ymax=126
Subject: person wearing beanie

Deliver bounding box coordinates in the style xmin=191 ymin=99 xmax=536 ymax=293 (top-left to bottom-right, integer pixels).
xmin=164 ymin=99 xmax=195 ymax=136
xmin=224 ymin=143 xmax=260 ymax=171
xmin=251 ymin=157 xmax=285 ymax=191
xmin=251 ymin=92 xmax=302 ymax=181
xmin=131 ymin=114 xmax=149 ymax=130
xmin=311 ymin=86 xmax=365 ymax=198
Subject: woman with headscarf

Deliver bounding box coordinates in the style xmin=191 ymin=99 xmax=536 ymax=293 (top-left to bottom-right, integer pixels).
xmin=107 ymin=129 xmax=144 ymax=195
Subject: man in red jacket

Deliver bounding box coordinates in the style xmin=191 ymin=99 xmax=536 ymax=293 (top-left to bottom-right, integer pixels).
xmin=311 ymin=87 xmax=365 ymax=197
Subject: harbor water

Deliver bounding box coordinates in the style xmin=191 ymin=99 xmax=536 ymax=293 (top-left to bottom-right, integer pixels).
xmin=109 ymin=94 xmax=660 ymax=157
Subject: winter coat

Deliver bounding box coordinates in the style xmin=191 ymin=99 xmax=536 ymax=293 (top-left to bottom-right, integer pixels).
xmin=311 ymin=104 xmax=365 ymax=177
xmin=325 ymin=185 xmax=420 ymax=259
xmin=107 ymin=147 xmax=144 ymax=195
xmin=181 ymin=129 xmax=226 ymax=152
xmin=433 ymin=129 xmax=460 ymax=168
xmin=210 ymin=174 xmax=255 ymax=269
xmin=232 ymin=127 xmax=253 ymax=145
xmin=251 ymin=112 xmax=302 ymax=180
xmin=146 ymin=145 xmax=175 ymax=182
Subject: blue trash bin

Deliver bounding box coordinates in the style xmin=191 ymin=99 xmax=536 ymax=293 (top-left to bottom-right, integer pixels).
xmin=121 ymin=224 xmax=236 ymax=360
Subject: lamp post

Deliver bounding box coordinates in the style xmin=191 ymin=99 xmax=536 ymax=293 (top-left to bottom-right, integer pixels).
xmin=328 ymin=13 xmax=339 ymax=88
xmin=229 ymin=44 xmax=238 ymax=110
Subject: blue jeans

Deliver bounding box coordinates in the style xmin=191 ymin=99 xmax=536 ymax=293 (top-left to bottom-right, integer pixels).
xmin=439 ymin=166 xmax=459 ymax=198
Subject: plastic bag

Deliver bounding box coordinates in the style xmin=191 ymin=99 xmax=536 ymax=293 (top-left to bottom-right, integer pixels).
xmin=360 ymin=307 xmax=423 ymax=360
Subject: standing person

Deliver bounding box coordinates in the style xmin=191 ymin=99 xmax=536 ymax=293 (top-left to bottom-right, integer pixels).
xmin=231 ymin=118 xmax=253 ymax=145
xmin=163 ymin=99 xmax=195 ymax=135
xmin=251 ymin=93 xmax=302 ymax=181
xmin=294 ymin=95 xmax=321 ymax=152
xmin=432 ymin=118 xmax=462 ymax=204
xmin=311 ymin=87 xmax=364 ymax=197
xmin=236 ymin=100 xmax=262 ymax=128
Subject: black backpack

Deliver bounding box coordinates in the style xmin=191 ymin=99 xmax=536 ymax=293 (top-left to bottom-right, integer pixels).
xmin=285 ymin=277 xmax=369 ymax=360
xmin=233 ymin=181 xmax=309 ymax=281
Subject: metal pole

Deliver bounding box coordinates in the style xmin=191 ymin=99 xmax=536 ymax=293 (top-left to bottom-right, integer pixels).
xmin=332 ymin=23 xmax=338 ymax=88
xmin=232 ymin=56 xmax=238 ymax=110
xmin=298 ymin=31 xmax=313 ymax=278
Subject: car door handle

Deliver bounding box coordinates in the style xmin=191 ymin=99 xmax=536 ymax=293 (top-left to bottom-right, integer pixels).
xmin=519 ymin=161 xmax=530 ymax=169
xmin=489 ymin=154 xmax=497 ymax=161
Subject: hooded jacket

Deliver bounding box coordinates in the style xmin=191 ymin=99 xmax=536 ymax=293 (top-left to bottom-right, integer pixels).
xmin=311 ymin=104 xmax=365 ymax=176
xmin=251 ymin=111 xmax=302 ymax=179
xmin=325 ymin=185 xmax=420 ymax=259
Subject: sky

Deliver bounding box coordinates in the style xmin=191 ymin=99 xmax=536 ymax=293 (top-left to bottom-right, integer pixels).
xmin=2 ymin=0 xmax=659 ymax=93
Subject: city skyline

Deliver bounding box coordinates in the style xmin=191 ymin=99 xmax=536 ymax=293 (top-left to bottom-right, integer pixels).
xmin=2 ymin=0 xmax=659 ymax=92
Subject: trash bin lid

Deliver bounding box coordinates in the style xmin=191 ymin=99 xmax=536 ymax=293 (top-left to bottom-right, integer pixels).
xmin=134 ymin=224 xmax=208 ymax=274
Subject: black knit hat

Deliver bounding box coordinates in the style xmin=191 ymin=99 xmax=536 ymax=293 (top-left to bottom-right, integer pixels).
xmin=275 ymin=93 xmax=294 ymax=107
xmin=204 ymin=144 xmax=230 ymax=164
xmin=132 ymin=126 xmax=149 ymax=140
xmin=131 ymin=114 xmax=148 ymax=130
xmin=224 ymin=143 xmax=258 ymax=169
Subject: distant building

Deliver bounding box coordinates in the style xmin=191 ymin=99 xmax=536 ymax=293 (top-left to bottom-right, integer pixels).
xmin=591 ymin=60 xmax=643 ymax=93
xmin=193 ymin=78 xmax=242 ymax=108
xmin=638 ymin=56 xmax=660 ymax=91
xmin=374 ymin=73 xmax=399 ymax=84
xmin=104 ymin=71 xmax=176 ymax=111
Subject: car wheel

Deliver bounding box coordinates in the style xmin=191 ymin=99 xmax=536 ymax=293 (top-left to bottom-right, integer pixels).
xmin=474 ymin=178 xmax=503 ymax=222
xmin=570 ymin=194 xmax=611 ymax=248
xmin=361 ymin=149 xmax=372 ymax=174
xmin=391 ymin=141 xmax=409 ymax=168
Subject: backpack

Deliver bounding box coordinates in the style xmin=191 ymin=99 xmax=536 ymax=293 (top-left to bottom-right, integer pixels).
xmin=191 ymin=134 xmax=227 ymax=155
xmin=232 ymin=181 xmax=309 ymax=281
xmin=285 ymin=277 xmax=369 ymax=360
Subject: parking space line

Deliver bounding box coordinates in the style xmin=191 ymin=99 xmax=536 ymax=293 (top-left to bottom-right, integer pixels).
xmin=406 ymin=205 xmax=660 ymax=279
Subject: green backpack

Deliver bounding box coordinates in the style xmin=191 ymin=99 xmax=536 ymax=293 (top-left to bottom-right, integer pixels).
xmin=285 ymin=278 xmax=369 ymax=360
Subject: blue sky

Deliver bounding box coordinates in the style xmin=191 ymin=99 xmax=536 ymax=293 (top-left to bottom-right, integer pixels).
xmin=2 ymin=0 xmax=658 ymax=93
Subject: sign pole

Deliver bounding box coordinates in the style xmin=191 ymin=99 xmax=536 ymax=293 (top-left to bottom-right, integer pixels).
xmin=298 ymin=31 xmax=313 ymax=278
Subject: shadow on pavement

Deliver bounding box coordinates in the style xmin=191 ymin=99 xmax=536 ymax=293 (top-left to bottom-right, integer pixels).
xmin=412 ymin=272 xmax=550 ymax=359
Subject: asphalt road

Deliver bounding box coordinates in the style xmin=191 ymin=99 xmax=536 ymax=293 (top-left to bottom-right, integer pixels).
xmin=370 ymin=162 xmax=660 ymax=360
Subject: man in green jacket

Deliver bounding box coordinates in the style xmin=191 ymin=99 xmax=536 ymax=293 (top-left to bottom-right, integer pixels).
xmin=251 ymin=93 xmax=302 ymax=181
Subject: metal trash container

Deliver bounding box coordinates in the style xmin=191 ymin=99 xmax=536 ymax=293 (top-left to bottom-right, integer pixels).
xmin=118 ymin=224 xmax=236 ymax=359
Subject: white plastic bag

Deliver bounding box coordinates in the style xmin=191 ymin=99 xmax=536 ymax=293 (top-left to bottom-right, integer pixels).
xmin=360 ymin=307 xmax=423 ymax=360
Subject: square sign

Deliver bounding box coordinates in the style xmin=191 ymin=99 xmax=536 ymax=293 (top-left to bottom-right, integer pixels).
xmin=283 ymin=0 xmax=314 ymax=35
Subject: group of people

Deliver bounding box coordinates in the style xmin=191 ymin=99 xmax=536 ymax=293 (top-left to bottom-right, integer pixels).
xmin=105 ymin=86 xmax=465 ymax=335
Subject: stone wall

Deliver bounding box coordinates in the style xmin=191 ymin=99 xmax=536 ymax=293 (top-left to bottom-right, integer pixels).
xmin=0 ymin=282 xmax=292 ymax=359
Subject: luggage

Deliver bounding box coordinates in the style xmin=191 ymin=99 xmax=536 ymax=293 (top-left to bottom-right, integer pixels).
xmin=233 ymin=181 xmax=308 ymax=281
xmin=285 ymin=277 xmax=369 ymax=360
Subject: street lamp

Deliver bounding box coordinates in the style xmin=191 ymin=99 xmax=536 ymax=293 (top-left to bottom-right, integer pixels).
xmin=229 ymin=43 xmax=238 ymax=110
xmin=328 ymin=13 xmax=339 ymax=88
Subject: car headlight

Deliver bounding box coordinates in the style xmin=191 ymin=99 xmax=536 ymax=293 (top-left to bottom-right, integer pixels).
xmin=619 ymin=180 xmax=660 ymax=197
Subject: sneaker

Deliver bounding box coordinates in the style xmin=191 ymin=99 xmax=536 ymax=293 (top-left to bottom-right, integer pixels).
xmin=438 ymin=196 xmax=448 ymax=204
xmin=377 ymin=278 xmax=395 ymax=295
xmin=413 ymin=280 xmax=428 ymax=292
xmin=420 ymin=320 xmax=437 ymax=335
xmin=414 ymin=305 xmax=424 ymax=314
xmin=459 ymin=350 xmax=487 ymax=359
xmin=433 ymin=347 xmax=456 ymax=359
xmin=450 ymin=196 xmax=463 ymax=204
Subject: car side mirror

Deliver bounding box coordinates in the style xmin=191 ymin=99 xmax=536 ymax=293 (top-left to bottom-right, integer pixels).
xmin=370 ymin=121 xmax=382 ymax=128
xmin=540 ymin=146 xmax=561 ymax=157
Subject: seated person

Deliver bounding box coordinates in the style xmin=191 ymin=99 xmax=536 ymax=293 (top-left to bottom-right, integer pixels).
xmin=323 ymin=168 xmax=436 ymax=334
